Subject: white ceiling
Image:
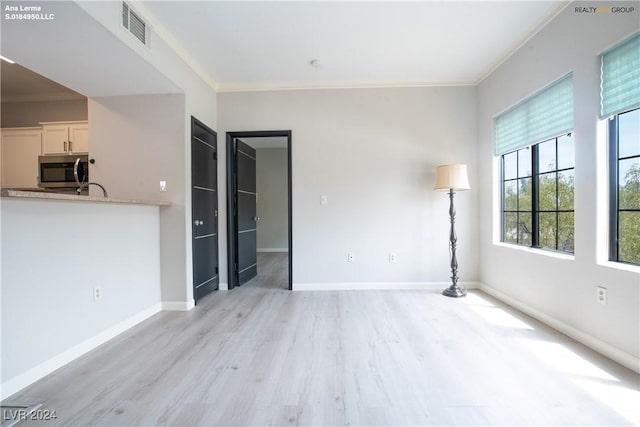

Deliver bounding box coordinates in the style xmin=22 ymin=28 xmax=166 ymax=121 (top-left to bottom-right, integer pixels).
xmin=139 ymin=1 xmax=566 ymax=91
xmin=1 ymin=62 xmax=85 ymax=102
xmin=1 ymin=2 xmax=180 ymax=98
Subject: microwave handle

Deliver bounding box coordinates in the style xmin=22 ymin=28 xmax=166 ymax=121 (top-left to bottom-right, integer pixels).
xmin=73 ymin=158 xmax=83 ymax=185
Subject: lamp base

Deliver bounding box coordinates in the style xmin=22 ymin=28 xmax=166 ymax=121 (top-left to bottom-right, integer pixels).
xmin=442 ymin=284 xmax=467 ymax=298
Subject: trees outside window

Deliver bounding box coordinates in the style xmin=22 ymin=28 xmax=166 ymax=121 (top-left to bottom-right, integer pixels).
xmin=502 ymin=134 xmax=575 ymax=253
xmin=610 ymin=108 xmax=640 ymax=265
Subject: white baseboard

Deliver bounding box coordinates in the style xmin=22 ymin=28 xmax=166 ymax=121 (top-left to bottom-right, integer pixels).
xmin=478 ymin=283 xmax=640 ymax=374
xmin=293 ymin=281 xmax=480 ymax=291
xmin=0 ymin=303 xmax=162 ymax=401
xmin=257 ymin=248 xmax=289 ymax=253
xmin=161 ymin=300 xmax=195 ymax=311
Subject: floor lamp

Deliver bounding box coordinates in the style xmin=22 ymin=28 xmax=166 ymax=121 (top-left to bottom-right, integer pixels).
xmin=434 ymin=164 xmax=470 ymax=298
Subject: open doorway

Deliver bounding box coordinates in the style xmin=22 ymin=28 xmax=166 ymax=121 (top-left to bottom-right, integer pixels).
xmin=226 ymin=130 xmax=292 ymax=290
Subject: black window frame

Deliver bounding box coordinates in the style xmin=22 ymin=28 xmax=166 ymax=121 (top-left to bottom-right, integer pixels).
xmin=608 ymin=108 xmax=640 ymax=266
xmin=501 ymin=134 xmax=575 ymax=254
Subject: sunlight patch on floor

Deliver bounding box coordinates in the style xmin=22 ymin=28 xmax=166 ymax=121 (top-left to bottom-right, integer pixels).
xmin=463 ymin=293 xmax=535 ymax=329
xmin=461 ymin=293 xmax=496 ymax=307
xmin=464 ymin=292 xmax=640 ymax=426
xmin=516 ymin=338 xmax=640 ymax=424
xmin=517 ymin=338 xmax=619 ymax=381
xmin=470 ymin=306 xmax=535 ymax=330
xmin=572 ymin=378 xmax=640 ymax=426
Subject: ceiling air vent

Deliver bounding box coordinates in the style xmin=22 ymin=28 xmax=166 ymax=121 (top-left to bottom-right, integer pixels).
xmin=122 ymin=1 xmax=147 ymax=46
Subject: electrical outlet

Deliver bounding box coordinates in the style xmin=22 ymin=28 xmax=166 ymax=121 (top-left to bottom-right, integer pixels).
xmin=160 ymin=181 xmax=167 ymax=192
xmin=94 ymin=286 xmax=102 ymax=302
xmin=348 ymin=252 xmax=355 ymax=262
xmin=596 ymin=286 xmax=607 ymax=305
xmin=389 ymin=253 xmax=397 ymax=263
xmin=320 ymin=195 xmax=328 ymax=205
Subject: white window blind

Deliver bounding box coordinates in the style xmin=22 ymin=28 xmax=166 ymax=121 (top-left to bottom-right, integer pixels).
xmin=600 ymin=32 xmax=640 ymax=118
xmin=495 ymin=74 xmax=573 ymax=155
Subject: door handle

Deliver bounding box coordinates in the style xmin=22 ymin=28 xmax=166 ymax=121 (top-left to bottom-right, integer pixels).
xmin=194 ymin=220 xmax=204 ymax=226
xmin=69 ymin=140 xmax=73 ymax=152
xmin=64 ymin=141 xmax=67 ymax=152
xmin=253 ymin=217 xmax=260 ymax=222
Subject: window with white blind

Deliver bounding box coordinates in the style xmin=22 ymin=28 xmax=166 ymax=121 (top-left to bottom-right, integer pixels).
xmin=495 ymin=74 xmax=573 ymax=156
xmin=496 ymin=74 xmax=575 ymax=253
xmin=603 ymin=33 xmax=640 ymax=265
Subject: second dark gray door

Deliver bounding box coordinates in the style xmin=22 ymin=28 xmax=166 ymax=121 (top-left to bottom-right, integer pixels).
xmin=236 ymin=139 xmax=258 ymax=285
xmin=192 ymin=118 xmax=218 ymax=302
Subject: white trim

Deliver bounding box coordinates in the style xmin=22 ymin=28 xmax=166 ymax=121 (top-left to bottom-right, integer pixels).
xmin=476 ymin=2 xmax=570 ymax=84
xmin=218 ymin=81 xmax=476 ymax=93
xmin=0 ymin=126 xmax=42 ymax=132
xmin=493 ymin=242 xmax=575 ymax=261
xmin=293 ymin=281 xmax=480 ymax=291
xmin=478 ymin=283 xmax=640 ymax=374
xmin=258 ymin=248 xmax=289 ymax=253
xmin=161 ymin=300 xmax=195 ymax=311
xmin=0 ymin=303 xmax=162 ymax=401
xmin=38 ymin=120 xmax=88 ymax=126
xmin=598 ymin=260 xmax=640 ymax=274
xmin=121 ymin=1 xmax=219 ymax=92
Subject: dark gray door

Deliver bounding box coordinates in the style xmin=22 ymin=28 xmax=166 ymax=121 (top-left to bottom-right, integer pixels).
xmin=191 ymin=118 xmax=218 ymax=302
xmin=236 ymin=138 xmax=258 ymax=285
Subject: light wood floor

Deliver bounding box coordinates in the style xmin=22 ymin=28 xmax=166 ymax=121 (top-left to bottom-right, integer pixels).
xmin=3 ymin=252 xmax=639 ymax=426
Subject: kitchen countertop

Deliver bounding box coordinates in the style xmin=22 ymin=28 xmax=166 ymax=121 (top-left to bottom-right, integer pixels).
xmin=1 ymin=189 xmax=172 ymax=207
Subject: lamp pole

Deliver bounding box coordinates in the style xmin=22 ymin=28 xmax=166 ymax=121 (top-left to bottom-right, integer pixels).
xmin=443 ymin=188 xmax=466 ymax=298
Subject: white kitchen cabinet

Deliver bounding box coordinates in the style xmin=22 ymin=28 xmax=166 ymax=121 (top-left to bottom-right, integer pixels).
xmin=1 ymin=128 xmax=42 ymax=188
xmin=41 ymin=121 xmax=88 ymax=155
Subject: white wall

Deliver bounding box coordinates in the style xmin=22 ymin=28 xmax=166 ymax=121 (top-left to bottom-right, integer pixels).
xmin=1 ymin=99 xmax=88 ymax=128
xmin=0 ymin=1 xmax=219 ymax=398
xmin=0 ymin=198 xmax=162 ymax=397
xmin=75 ymin=1 xmax=219 ymax=305
xmin=477 ymin=4 xmax=640 ymax=364
xmin=88 ymin=94 xmax=188 ymax=304
xmin=218 ymin=87 xmax=478 ymax=286
xmin=1 ymin=1 xmax=219 ymax=306
xmin=256 ymin=148 xmax=288 ymax=251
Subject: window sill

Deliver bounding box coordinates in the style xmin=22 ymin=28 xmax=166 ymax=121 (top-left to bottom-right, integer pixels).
xmin=599 ymin=261 xmax=640 ymax=274
xmin=493 ymin=242 xmax=575 ymax=261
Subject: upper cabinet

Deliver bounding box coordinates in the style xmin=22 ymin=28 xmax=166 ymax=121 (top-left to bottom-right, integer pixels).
xmin=1 ymin=128 xmax=42 ymax=188
xmin=41 ymin=121 xmax=88 ymax=155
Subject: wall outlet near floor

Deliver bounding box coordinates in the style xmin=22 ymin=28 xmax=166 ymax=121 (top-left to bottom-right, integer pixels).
xmin=94 ymin=286 xmax=102 ymax=302
xmin=160 ymin=180 xmax=167 ymax=192
xmin=596 ymin=286 xmax=607 ymax=305
xmin=389 ymin=253 xmax=397 ymax=263
xmin=348 ymin=252 xmax=355 ymax=262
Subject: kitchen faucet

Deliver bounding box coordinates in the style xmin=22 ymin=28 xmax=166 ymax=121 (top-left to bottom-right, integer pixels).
xmin=74 ymin=157 xmax=108 ymax=197
xmin=77 ymin=182 xmax=108 ymax=197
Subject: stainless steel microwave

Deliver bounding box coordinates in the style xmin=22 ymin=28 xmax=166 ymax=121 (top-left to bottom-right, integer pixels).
xmin=38 ymin=155 xmax=88 ymax=188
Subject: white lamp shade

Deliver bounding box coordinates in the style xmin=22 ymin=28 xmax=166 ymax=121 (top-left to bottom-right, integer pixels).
xmin=434 ymin=164 xmax=470 ymax=191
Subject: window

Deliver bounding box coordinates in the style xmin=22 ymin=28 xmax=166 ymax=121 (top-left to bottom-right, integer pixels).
xmin=609 ymin=108 xmax=640 ymax=265
xmin=502 ymin=134 xmax=575 ymax=253
xmin=495 ymin=74 xmax=574 ymax=253
xmin=601 ymin=32 xmax=639 ymax=265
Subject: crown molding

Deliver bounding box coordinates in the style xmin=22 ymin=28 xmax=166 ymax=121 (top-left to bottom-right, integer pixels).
xmin=476 ymin=1 xmax=571 ymax=85
xmin=129 ymin=2 xmax=219 ymax=93
xmin=217 ymin=80 xmax=477 ymax=93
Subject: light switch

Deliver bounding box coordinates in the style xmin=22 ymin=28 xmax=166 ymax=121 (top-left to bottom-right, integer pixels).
xmin=320 ymin=195 xmax=328 ymax=205
xmin=160 ymin=181 xmax=167 ymax=192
